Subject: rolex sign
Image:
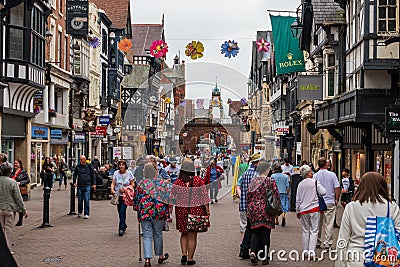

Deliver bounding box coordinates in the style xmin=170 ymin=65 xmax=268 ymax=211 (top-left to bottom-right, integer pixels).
xmin=66 ymin=0 xmax=88 ymax=36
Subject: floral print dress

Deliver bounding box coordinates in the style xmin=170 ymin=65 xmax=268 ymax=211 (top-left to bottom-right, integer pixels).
xmin=247 ymin=176 xmax=280 ymax=230
xmin=134 ymin=178 xmax=171 ymax=221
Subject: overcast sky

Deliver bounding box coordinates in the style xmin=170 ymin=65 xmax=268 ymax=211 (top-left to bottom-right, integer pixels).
xmin=131 ymin=0 xmax=299 ymax=108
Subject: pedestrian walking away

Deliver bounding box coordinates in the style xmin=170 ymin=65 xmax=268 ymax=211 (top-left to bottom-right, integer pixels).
xmin=10 ymin=158 xmax=30 ymax=226
xmin=73 ymin=155 xmax=96 ymax=219
xmin=336 ymin=172 xmax=400 ymax=267
xmin=58 ymin=158 xmax=68 ymax=191
xmin=313 ymin=157 xmax=340 ymax=250
xmin=246 ymin=161 xmax=278 ymax=265
xmin=111 ymin=160 xmax=135 ymax=236
xmin=134 ymin=163 xmax=171 ymax=267
xmin=171 ymin=159 xmax=210 ymax=265
xmin=296 ymin=165 xmax=326 ymax=259
xmin=271 ymin=164 xmax=290 ymax=227
xmin=0 ymin=163 xmax=28 ymax=255
xmin=236 ymin=152 xmax=263 ymax=259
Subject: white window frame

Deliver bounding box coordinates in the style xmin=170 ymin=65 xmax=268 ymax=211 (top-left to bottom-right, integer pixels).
xmin=378 ymin=0 xmax=398 ymax=35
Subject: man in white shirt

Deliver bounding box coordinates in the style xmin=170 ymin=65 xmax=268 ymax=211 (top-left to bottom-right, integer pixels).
xmin=281 ymin=158 xmax=294 ymax=182
xmin=165 ymin=157 xmax=180 ymax=184
xmin=313 ymin=157 xmax=341 ymax=250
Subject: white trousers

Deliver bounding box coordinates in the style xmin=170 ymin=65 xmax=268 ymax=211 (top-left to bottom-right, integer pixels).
xmin=301 ymin=212 xmax=320 ymax=254
xmin=318 ymin=203 xmax=336 ymax=247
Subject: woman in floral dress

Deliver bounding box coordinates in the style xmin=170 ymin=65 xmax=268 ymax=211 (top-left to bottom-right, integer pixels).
xmin=247 ymin=161 xmax=280 ymax=265
xmin=172 ymin=160 xmax=210 ymax=265
xmin=134 ymin=163 xmax=170 ymax=267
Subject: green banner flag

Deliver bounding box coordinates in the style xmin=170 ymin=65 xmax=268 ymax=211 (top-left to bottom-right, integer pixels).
xmin=270 ymin=15 xmax=305 ymax=75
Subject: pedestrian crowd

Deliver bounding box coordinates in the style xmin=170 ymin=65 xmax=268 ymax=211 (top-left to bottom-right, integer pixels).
xmin=2 ymin=149 xmax=400 ymax=267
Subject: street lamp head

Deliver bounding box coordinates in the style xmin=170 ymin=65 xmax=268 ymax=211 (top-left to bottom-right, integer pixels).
xmin=290 ymin=18 xmax=303 ymax=39
xmin=45 ymin=27 xmax=53 ymax=44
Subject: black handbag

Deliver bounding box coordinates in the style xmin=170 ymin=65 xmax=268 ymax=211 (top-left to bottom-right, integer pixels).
xmin=265 ymin=178 xmax=283 ymax=216
xmin=315 ymin=180 xmax=327 ymax=212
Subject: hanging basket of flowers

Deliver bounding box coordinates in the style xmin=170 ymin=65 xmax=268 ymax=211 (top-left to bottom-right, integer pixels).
xmin=48 ymin=108 xmax=57 ymax=118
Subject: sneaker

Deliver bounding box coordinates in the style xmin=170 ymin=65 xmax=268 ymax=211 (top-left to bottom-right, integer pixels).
xmin=215 ymin=199 xmax=218 ymax=203
xmin=239 ymin=251 xmax=250 ymax=259
xmin=84 ymin=215 xmax=89 ymax=219
xmin=210 ymin=201 xmax=214 ymax=204
xmin=77 ymin=213 xmax=82 ymax=218
xmin=119 ymin=230 xmax=124 ymax=236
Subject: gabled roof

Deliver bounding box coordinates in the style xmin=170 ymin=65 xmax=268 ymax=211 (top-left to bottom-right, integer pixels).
xmin=131 ymin=24 xmax=164 ymax=56
xmin=91 ymin=0 xmax=130 ymax=30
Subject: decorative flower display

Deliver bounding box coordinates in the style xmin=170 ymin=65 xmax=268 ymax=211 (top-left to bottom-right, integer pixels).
xmin=34 ymin=105 xmax=41 ymax=114
xmin=118 ymin=38 xmax=133 ymax=53
xmin=256 ymin=38 xmax=270 ymax=53
xmin=82 ymin=108 xmax=96 ymax=122
xmin=48 ymin=108 xmax=57 ymax=118
xmin=227 ymin=98 xmax=233 ymax=105
xmin=220 ymin=40 xmax=239 ymax=58
xmin=184 ymin=41 xmax=204 ymax=60
xmin=87 ymin=36 xmax=101 ymax=48
xmin=150 ymin=40 xmax=168 ymax=58
xmin=240 ymin=98 xmax=248 ymax=105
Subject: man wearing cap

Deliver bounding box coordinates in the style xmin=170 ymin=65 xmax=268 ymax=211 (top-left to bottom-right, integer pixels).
xmin=165 ymin=157 xmax=180 ymax=184
xmin=236 ymin=152 xmax=264 ymax=259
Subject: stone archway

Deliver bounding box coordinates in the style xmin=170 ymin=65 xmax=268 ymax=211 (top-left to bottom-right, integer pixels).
xmin=179 ymin=118 xmax=242 ymax=155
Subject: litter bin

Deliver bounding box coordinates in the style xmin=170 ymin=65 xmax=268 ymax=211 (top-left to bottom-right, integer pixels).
xmin=290 ymin=174 xmax=303 ymax=212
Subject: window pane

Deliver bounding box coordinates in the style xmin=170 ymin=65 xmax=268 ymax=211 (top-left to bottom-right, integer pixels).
xmin=388 ymin=20 xmax=396 ymax=31
xmin=388 ymin=0 xmax=396 ymax=5
xmin=379 ymin=7 xmax=386 ymax=18
xmin=328 ymin=69 xmax=335 ymax=96
xmin=10 ymin=3 xmax=24 ymax=26
xmin=379 ymin=20 xmax=387 ymax=32
xmin=9 ymin=28 xmax=24 ymax=59
xmin=388 ymin=7 xmax=396 ymax=18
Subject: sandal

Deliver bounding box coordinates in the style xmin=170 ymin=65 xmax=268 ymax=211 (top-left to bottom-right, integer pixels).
xmin=158 ymin=253 xmax=169 ymax=264
xmin=187 ymin=260 xmax=196 ymax=265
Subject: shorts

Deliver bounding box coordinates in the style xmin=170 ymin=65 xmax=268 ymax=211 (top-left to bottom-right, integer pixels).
xmin=239 ymin=211 xmax=247 ymax=233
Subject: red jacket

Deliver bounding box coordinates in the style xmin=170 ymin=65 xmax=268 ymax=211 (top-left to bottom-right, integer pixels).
xmin=204 ymin=165 xmax=224 ymax=185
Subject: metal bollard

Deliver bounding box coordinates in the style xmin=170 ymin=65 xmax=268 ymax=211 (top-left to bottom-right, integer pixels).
xmin=40 ymin=187 xmax=52 ymax=228
xmin=68 ymin=182 xmax=77 ymax=215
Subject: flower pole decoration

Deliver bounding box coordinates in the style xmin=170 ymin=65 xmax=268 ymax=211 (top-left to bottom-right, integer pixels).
xmin=118 ymin=38 xmax=133 ymax=53
xmin=87 ymin=36 xmax=101 ymax=48
xmin=256 ymin=38 xmax=270 ymax=53
xmin=48 ymin=108 xmax=57 ymax=118
xmin=82 ymin=108 xmax=96 ymax=122
xmin=227 ymin=98 xmax=233 ymax=105
xmin=220 ymin=40 xmax=239 ymax=58
xmin=240 ymin=98 xmax=248 ymax=106
xmin=150 ymin=40 xmax=168 ymax=58
xmin=184 ymin=41 xmax=204 ymax=60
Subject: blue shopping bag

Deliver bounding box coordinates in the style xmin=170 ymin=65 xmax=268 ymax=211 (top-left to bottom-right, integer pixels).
xmin=365 ymin=202 xmax=400 ymax=267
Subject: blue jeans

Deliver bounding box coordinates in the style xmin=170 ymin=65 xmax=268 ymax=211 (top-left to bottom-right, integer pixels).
xmin=117 ymin=197 xmax=127 ymax=231
xmin=59 ymin=172 xmax=67 ymax=186
xmin=77 ymin=186 xmax=91 ymax=216
xmin=140 ymin=219 xmax=165 ymax=259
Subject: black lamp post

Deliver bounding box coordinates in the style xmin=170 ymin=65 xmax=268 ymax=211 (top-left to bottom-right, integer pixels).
xmin=290 ymin=17 xmax=303 ymax=39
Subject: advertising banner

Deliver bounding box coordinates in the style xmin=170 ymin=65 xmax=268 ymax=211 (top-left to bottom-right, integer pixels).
xmin=270 ymin=15 xmax=305 ymax=75
xmin=297 ymin=75 xmax=323 ymax=100
xmin=66 ymin=0 xmax=89 ymax=36
xmin=385 ymin=107 xmax=400 ymax=137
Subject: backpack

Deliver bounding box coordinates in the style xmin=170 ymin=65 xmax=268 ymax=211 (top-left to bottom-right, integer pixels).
xmin=364 ymin=201 xmax=400 ymax=267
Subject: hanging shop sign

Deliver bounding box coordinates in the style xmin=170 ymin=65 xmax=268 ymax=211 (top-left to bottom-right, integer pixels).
xmin=99 ymin=116 xmax=110 ymax=125
xmin=66 ymin=0 xmax=89 ymax=37
xmin=50 ymin=129 xmax=63 ymax=139
xmin=73 ymin=132 xmax=86 ymax=143
xmin=297 ymin=75 xmax=323 ymax=100
xmin=90 ymin=126 xmax=107 ymax=138
xmin=275 ymin=126 xmax=289 ymax=136
xmin=270 ymin=15 xmax=305 ymax=75
xmin=385 ymin=107 xmax=400 ymax=137
xmin=32 ymin=126 xmax=48 ymax=139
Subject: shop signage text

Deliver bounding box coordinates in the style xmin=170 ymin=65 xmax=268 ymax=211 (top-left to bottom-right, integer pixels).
xmin=32 ymin=126 xmax=48 ymax=139
xmin=275 ymin=127 xmax=289 ymax=136
xmin=50 ymin=129 xmax=63 ymax=139
xmin=66 ymin=0 xmax=89 ymax=36
xmin=99 ymin=116 xmax=110 ymax=125
xmin=90 ymin=126 xmax=107 ymax=138
xmin=385 ymin=107 xmax=400 ymax=137
xmin=73 ymin=132 xmax=86 ymax=143
xmin=297 ymin=75 xmax=323 ymax=100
